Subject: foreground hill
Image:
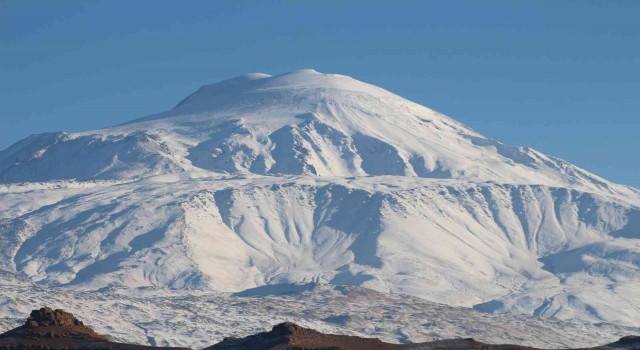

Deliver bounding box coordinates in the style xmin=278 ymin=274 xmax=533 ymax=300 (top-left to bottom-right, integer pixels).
xmin=0 ymin=70 xmax=638 ymax=328
xmin=1 ymin=307 xmax=638 ymax=350
xmin=0 ymin=307 xmax=187 ymax=350
xmin=0 ymin=274 xmax=637 ymax=349
xmin=207 ymin=322 xmax=640 ymax=350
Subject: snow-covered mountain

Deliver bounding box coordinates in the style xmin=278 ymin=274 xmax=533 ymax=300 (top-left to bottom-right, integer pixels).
xmin=1 ymin=69 xmax=639 ymax=329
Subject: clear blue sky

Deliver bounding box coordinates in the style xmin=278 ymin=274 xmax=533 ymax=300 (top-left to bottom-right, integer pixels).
xmin=1 ymin=1 xmax=638 ymax=187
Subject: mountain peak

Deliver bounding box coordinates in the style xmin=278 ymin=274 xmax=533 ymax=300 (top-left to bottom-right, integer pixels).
xmin=1 ymin=69 xmax=631 ymax=196
xmin=287 ymin=68 xmax=320 ymax=74
xmin=173 ymin=69 xmax=392 ymax=110
xmin=1 ymin=69 xmax=639 ymax=331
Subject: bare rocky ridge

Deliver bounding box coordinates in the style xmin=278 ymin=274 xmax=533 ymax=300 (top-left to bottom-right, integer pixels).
xmin=0 ymin=307 xmax=187 ymax=350
xmin=1 ymin=308 xmax=639 ymax=350
xmin=206 ymin=321 xmax=640 ymax=350
xmin=3 ymin=281 xmax=636 ymax=349
xmin=206 ymin=321 xmax=399 ymax=350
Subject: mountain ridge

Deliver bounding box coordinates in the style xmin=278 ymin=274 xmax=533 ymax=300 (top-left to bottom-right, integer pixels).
xmin=0 ymin=70 xmax=638 ymax=328
xmin=1 ymin=69 xmax=631 ymax=195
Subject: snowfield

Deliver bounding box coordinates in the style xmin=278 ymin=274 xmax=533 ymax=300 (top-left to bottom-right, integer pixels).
xmin=0 ymin=273 xmax=637 ymax=349
xmin=0 ymin=69 xmax=638 ymax=342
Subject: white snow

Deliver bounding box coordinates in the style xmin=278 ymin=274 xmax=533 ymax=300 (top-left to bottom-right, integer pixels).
xmin=0 ymin=274 xmax=636 ymax=349
xmin=0 ymin=70 xmax=639 ymax=340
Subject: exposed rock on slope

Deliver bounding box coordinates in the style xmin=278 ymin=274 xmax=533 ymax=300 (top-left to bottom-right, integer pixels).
xmin=2 ymin=307 xmax=108 ymax=341
xmin=206 ymin=321 xmax=640 ymax=350
xmin=2 ymin=281 xmax=636 ymax=349
xmin=1 ymin=307 xmax=638 ymax=350
xmin=207 ymin=321 xmax=401 ymax=350
xmin=0 ymin=307 xmax=188 ymax=350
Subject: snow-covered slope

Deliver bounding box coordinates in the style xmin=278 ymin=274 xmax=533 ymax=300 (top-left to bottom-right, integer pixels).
xmin=0 ymin=275 xmax=637 ymax=349
xmin=0 ymin=70 xmax=639 ymax=331
xmin=1 ymin=70 xmax=633 ymax=195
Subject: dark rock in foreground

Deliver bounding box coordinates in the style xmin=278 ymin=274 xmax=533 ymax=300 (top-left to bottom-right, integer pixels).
xmin=0 ymin=307 xmax=189 ymax=350
xmin=204 ymin=321 xmax=536 ymax=350
xmin=206 ymin=321 xmax=397 ymax=350
xmin=206 ymin=321 xmax=640 ymax=350
xmin=1 ymin=308 xmax=639 ymax=350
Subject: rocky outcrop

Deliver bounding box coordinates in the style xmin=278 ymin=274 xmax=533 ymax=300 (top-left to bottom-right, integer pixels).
xmin=0 ymin=307 xmax=189 ymax=350
xmin=21 ymin=307 xmax=107 ymax=338
xmin=206 ymin=322 xmax=640 ymax=350
xmin=1 ymin=309 xmax=639 ymax=350
xmin=206 ymin=321 xmax=396 ymax=350
xmin=205 ymin=321 xmax=538 ymax=350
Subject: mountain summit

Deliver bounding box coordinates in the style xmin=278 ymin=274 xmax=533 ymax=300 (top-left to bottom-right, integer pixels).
xmin=1 ymin=69 xmax=632 ymax=195
xmin=0 ymin=70 xmax=639 ymax=327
